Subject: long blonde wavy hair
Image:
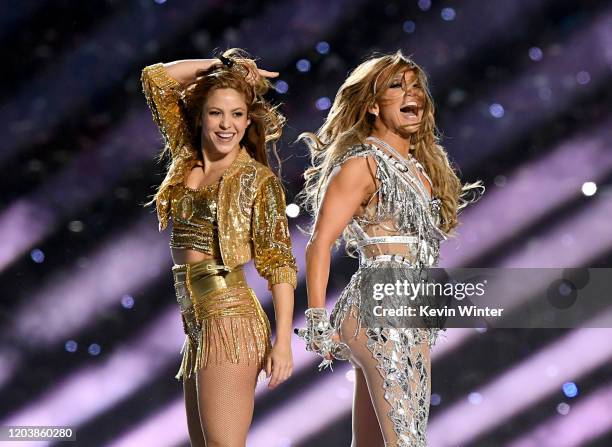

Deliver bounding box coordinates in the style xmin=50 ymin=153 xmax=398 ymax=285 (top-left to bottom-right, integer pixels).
xmin=146 ymin=48 xmax=285 ymax=229
xmin=298 ymin=50 xmax=482 ymax=237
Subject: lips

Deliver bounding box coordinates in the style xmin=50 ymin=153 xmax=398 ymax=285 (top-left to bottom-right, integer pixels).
xmin=400 ymin=101 xmax=421 ymax=121
xmin=400 ymin=100 xmax=421 ymax=117
xmin=214 ymin=132 xmax=235 ymax=142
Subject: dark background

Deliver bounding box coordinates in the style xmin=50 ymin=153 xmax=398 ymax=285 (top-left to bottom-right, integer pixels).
xmin=1 ymin=1 xmax=611 ymax=446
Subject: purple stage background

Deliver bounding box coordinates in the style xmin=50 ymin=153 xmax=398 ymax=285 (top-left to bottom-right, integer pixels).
xmin=1 ymin=1 xmax=611 ymax=446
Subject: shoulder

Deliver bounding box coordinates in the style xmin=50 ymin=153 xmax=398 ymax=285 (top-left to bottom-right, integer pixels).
xmin=334 ymin=143 xmax=378 ymax=167
xmin=329 ymin=143 xmax=378 ymax=183
xmin=232 ymin=155 xmax=285 ymax=199
xmin=245 ymin=157 xmax=281 ymax=188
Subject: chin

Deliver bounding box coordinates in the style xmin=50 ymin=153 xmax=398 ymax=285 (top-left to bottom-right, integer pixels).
xmin=397 ymin=124 xmax=421 ymax=137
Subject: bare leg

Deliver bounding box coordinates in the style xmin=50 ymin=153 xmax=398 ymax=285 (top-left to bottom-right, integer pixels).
xmin=340 ymin=309 xmax=432 ymax=447
xmin=196 ymin=361 xmax=259 ymax=447
xmin=351 ymin=365 xmax=385 ymax=447
xmin=183 ymin=372 xmax=206 ymax=447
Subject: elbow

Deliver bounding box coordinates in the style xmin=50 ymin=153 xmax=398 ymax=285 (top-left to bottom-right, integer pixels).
xmin=305 ymin=235 xmax=330 ymax=261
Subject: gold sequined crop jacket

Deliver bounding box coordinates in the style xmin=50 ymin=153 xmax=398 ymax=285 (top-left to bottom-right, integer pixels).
xmin=141 ymin=63 xmax=297 ymax=290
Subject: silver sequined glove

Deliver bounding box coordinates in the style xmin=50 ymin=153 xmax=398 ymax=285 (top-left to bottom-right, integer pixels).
xmin=295 ymin=308 xmax=351 ymax=371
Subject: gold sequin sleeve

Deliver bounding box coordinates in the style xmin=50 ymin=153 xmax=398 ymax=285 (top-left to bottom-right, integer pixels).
xmin=141 ymin=63 xmax=190 ymax=155
xmin=251 ymin=175 xmax=298 ymax=290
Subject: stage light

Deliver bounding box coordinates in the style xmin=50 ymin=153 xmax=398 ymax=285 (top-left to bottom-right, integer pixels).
xmin=581 ymin=181 xmax=597 ymax=196
xmin=556 ymin=402 xmax=570 ymax=415
xmin=528 ymin=46 xmax=543 ymax=61
xmin=68 ymin=220 xmax=84 ymax=232
xmin=418 ymin=0 xmax=431 ymax=12
xmin=402 ymin=20 xmax=416 ymax=33
xmin=315 ymin=97 xmax=331 ymax=111
xmin=431 ymin=393 xmax=442 ymax=406
xmin=489 ymin=103 xmax=505 ymax=118
xmin=274 ymin=80 xmax=289 ymax=94
xmin=30 ymin=248 xmax=45 ymax=263
xmin=316 ymin=41 xmax=330 ymax=54
xmin=121 ymin=294 xmax=134 ymax=309
xmin=576 ymin=70 xmax=591 ymax=85
xmin=64 ymin=340 xmax=78 ymax=353
xmin=296 ymin=59 xmax=311 ymax=73
xmin=286 ymin=203 xmax=300 ymax=218
xmin=441 ymin=7 xmax=456 ymax=21
xmin=468 ymin=392 xmax=483 ymax=405
xmin=562 ymin=382 xmax=578 ymax=398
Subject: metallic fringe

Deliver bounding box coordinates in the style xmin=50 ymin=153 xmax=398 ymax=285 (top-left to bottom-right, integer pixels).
xmin=176 ymin=313 xmax=271 ymax=380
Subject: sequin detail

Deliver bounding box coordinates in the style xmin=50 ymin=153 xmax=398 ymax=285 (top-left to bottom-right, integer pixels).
xmin=326 ymin=143 xmax=447 ymax=446
xmin=141 ymin=63 xmax=298 ymax=288
xmin=169 ymin=182 xmax=222 ymax=258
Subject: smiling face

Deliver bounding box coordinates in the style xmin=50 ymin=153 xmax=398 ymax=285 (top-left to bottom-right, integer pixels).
xmin=200 ymin=87 xmax=251 ymax=156
xmin=372 ymin=69 xmax=425 ymax=137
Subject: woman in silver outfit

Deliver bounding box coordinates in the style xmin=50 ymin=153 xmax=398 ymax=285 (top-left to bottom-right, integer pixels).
xmin=296 ymin=51 xmax=482 ymax=446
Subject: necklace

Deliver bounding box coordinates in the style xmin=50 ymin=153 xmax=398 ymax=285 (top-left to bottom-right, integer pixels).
xmin=365 ymin=136 xmax=433 ymax=199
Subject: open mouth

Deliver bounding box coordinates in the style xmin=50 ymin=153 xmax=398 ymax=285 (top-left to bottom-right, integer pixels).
xmin=400 ymin=102 xmax=420 ymax=117
xmin=215 ymin=132 xmax=235 ymax=142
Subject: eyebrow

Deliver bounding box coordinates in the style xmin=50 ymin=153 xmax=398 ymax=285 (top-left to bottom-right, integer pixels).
xmin=207 ymin=107 xmax=246 ymax=112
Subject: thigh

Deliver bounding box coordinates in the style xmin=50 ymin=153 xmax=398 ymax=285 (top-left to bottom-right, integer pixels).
xmin=351 ymin=366 xmax=385 ymax=447
xmin=183 ymin=373 xmax=206 ymax=447
xmin=341 ymin=325 xmax=398 ymax=445
xmin=196 ymin=359 xmax=260 ymax=447
xmin=339 ymin=312 xmax=433 ymax=446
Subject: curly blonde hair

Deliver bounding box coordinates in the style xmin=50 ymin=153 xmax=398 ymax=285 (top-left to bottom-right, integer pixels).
xmin=298 ymin=50 xmax=482 ymax=236
xmin=147 ymin=48 xmax=286 ymax=229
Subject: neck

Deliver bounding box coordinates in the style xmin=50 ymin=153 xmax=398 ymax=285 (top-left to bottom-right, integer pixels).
xmin=200 ymin=144 xmax=241 ymax=175
xmin=370 ymin=128 xmax=412 ymax=157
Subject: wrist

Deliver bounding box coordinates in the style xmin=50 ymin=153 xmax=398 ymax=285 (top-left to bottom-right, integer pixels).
xmin=274 ymin=333 xmax=292 ymax=345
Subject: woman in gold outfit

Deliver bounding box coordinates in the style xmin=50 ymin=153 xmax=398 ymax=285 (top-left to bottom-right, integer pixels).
xmin=141 ymin=49 xmax=297 ymax=447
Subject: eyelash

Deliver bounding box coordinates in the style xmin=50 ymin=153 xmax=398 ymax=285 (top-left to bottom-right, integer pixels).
xmin=209 ymin=111 xmax=244 ymax=117
xmin=390 ymin=82 xmax=419 ymax=89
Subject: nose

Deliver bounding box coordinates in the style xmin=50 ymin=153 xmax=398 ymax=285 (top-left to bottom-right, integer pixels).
xmin=403 ymin=86 xmax=418 ymax=97
xmin=219 ymin=115 xmax=230 ymax=129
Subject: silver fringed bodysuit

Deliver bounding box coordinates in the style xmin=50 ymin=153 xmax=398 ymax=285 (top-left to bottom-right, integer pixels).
xmin=329 ymin=141 xmax=448 ymax=447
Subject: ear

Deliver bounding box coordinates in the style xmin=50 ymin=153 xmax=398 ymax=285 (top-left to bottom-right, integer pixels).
xmin=246 ymin=116 xmax=252 ymax=126
xmin=368 ymin=102 xmax=379 ymax=117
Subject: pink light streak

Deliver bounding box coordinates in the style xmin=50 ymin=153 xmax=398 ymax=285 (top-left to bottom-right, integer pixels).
xmin=427 ymin=312 xmax=612 ymax=446
xmin=441 ymin=119 xmax=612 ymax=267
xmin=506 ymin=381 xmax=612 ymax=447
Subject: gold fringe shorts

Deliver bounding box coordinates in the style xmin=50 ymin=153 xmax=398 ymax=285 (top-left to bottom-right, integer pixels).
xmin=172 ymin=258 xmax=272 ymax=380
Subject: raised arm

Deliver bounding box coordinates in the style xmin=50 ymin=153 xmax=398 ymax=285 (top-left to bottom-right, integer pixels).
xmin=141 ymin=59 xmax=278 ymax=155
xmin=305 ymin=155 xmax=378 ymax=309
xmin=140 ymin=61 xmax=215 ymax=155
xmin=162 ymin=59 xmax=218 ymax=85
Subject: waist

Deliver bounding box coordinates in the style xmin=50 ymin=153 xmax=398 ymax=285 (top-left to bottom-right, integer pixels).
xmin=356 ymin=235 xmax=419 ymax=248
xmin=359 ymin=254 xmax=419 ymax=267
xmin=170 ymin=226 xmax=221 ymax=258
xmin=172 ymin=258 xmax=248 ymax=297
